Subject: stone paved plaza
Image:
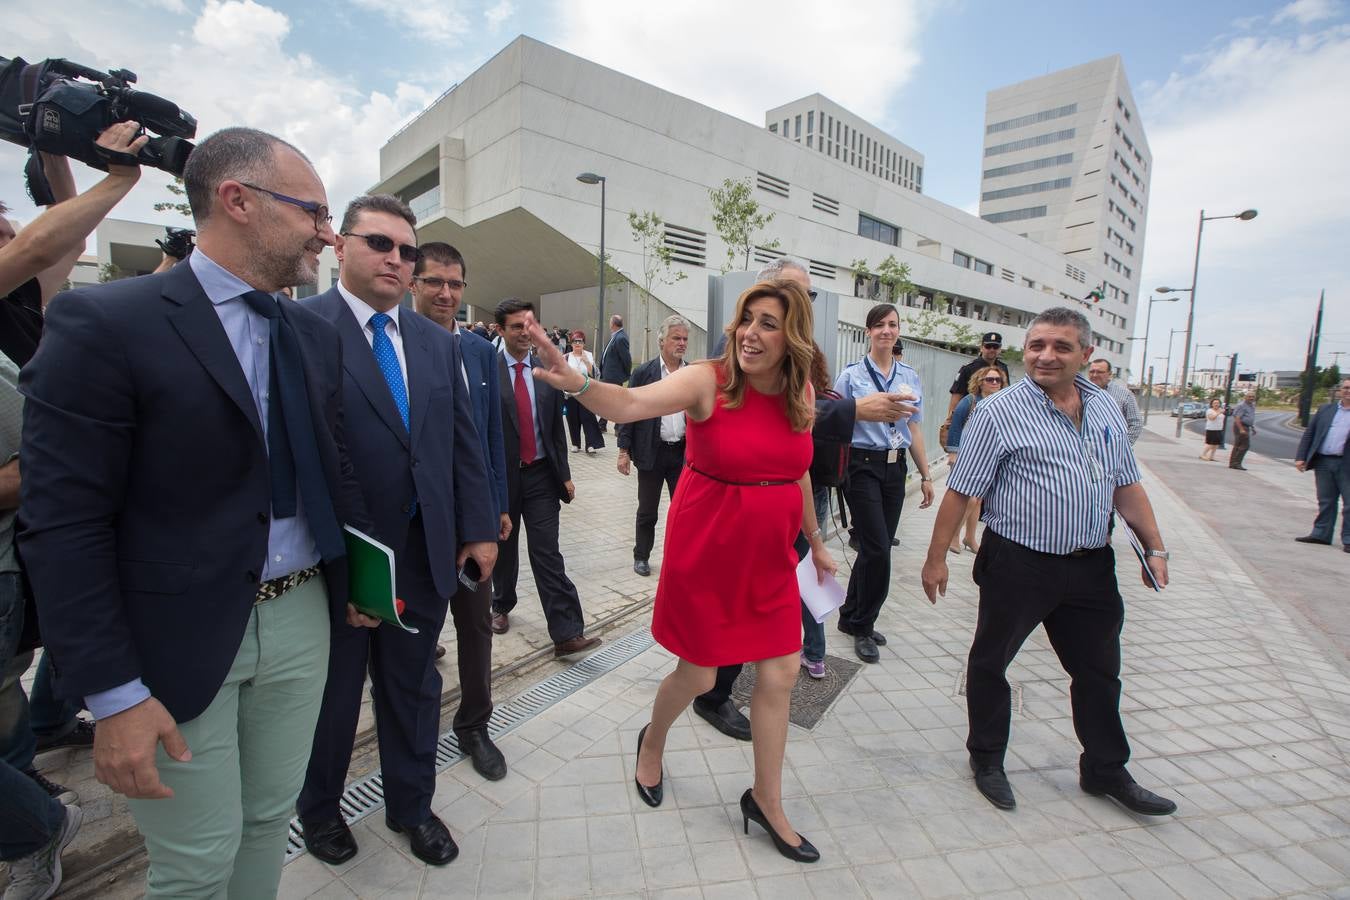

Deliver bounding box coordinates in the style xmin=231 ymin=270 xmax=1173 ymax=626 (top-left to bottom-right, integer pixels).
xmin=15 ymin=416 xmax=1350 ymax=899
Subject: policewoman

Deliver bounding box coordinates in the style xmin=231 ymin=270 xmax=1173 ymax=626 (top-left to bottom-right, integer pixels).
xmin=833 ymin=303 xmax=934 ymax=662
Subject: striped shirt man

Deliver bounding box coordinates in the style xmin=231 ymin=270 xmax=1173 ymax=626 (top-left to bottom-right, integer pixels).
xmin=947 ymin=373 xmax=1139 ymax=554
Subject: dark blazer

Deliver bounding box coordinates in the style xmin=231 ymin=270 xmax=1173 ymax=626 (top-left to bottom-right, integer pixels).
xmin=1296 ymin=401 xmax=1350 ymax=470
xmin=457 ymin=327 xmax=509 ymax=515
xmin=18 ymin=263 xmax=369 ymax=723
xmin=616 ymin=357 xmax=681 ymax=471
xmin=302 ymin=289 xmax=497 ymax=600
xmin=498 ymin=350 xmax=571 ymax=502
xmin=600 ymin=328 xmax=631 ymax=384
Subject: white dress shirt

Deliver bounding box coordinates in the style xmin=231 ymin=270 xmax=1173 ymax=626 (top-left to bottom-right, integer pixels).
xmin=659 ymin=356 xmax=687 ymax=442
xmin=338 ymin=281 xmax=410 ymax=401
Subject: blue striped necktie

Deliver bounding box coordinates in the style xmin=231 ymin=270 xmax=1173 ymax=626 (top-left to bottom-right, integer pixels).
xmin=369 ymin=312 xmax=409 ymax=431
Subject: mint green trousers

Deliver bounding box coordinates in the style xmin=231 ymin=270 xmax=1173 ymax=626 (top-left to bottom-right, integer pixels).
xmin=127 ymin=576 xmax=330 ymax=899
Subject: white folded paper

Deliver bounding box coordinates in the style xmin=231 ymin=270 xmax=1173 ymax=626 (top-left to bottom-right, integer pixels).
xmin=796 ymin=553 xmax=846 ymax=623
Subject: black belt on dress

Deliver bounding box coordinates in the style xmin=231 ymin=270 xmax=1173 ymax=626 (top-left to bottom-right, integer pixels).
xmin=255 ymin=565 xmax=320 ymax=606
xmin=684 ymin=461 xmax=792 ymax=487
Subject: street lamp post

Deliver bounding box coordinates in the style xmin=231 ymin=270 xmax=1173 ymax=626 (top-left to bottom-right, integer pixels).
xmin=1163 ymin=207 xmax=1258 ymax=437
xmin=1140 ymin=293 xmax=1181 ymax=422
xmin=576 ymin=172 xmax=607 ymax=353
xmin=1162 ymin=327 xmax=1185 ymax=396
xmin=1193 ymin=343 xmax=1213 ymax=395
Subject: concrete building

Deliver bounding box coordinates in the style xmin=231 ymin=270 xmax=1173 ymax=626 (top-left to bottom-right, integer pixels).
xmin=372 ymin=37 xmax=1140 ymax=370
xmin=979 ymin=56 xmax=1150 ymax=341
xmin=765 ymin=94 xmax=924 ymax=194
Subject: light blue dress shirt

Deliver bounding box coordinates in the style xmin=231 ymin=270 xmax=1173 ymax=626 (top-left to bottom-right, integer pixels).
xmin=86 ymin=253 xmax=320 ymax=721
xmin=834 ymin=356 xmax=924 ymax=450
xmin=501 ymin=346 xmax=548 ymax=460
xmin=1320 ymin=406 xmax=1350 ymax=457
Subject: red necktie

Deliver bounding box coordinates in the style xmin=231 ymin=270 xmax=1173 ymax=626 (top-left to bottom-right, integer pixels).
xmin=513 ymin=362 xmax=538 ymax=464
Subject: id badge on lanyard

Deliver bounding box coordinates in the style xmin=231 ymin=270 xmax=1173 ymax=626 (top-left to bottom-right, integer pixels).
xmin=864 ymin=358 xmax=906 ymax=453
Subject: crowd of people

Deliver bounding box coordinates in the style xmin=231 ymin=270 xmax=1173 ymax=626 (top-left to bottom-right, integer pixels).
xmin=14 ymin=120 xmax=1324 ymax=899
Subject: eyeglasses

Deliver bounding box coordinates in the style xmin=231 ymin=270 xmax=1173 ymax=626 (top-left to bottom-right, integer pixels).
xmin=414 ymin=276 xmax=467 ymax=291
xmin=239 ymin=182 xmax=331 ymax=229
xmin=342 ymin=232 xmax=420 ymax=264
xmin=808 ymin=289 xmax=818 ymax=301
xmin=981 ymin=377 xmax=1005 ymax=385
xmin=983 ymin=343 xmax=1001 ymax=350
xmin=571 ymin=339 xmax=584 ymax=344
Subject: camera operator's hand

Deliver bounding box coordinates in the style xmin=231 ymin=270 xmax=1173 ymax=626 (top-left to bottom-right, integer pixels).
xmin=95 ymin=121 xmax=149 ymax=179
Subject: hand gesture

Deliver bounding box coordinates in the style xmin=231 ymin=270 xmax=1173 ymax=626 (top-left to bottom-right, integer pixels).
xmin=522 ymin=315 xmax=583 ymax=392
xmin=855 ymin=392 xmax=918 ymax=423
xmin=96 ymin=121 xmax=149 ymax=178
xmin=94 ymin=697 xmax=190 ymax=799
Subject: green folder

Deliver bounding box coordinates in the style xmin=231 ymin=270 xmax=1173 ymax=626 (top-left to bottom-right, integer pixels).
xmin=343 ymin=525 xmax=419 ymax=633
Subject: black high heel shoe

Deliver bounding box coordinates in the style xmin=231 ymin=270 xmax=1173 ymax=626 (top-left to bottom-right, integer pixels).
xmin=739 ymin=788 xmax=819 ymax=863
xmin=634 ymin=724 xmax=663 ymax=807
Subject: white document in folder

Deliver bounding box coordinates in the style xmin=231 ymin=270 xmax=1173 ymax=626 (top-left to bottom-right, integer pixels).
xmin=796 ymin=553 xmax=846 ymax=623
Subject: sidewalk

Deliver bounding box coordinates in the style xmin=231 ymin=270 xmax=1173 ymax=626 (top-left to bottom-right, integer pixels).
xmin=17 ymin=432 xmax=1350 ymax=898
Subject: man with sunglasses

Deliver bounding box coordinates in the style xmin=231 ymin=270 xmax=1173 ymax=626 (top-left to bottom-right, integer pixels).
xmin=19 ymin=127 xmax=379 ymax=898
xmin=941 ymin=332 xmax=1010 ymax=449
xmin=297 ymin=196 xmax=498 ymax=868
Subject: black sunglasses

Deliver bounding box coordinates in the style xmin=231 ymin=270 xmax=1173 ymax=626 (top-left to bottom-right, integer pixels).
xmin=343 ymin=232 xmax=420 ymax=264
xmin=239 ymin=182 xmax=331 ymax=229
xmin=982 ymin=343 xmax=1001 ymax=350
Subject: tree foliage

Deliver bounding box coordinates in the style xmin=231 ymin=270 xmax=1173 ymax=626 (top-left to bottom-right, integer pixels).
xmin=627 ymin=210 xmax=686 ymax=299
xmin=875 ymin=254 xmax=914 ymax=304
xmin=708 ymin=177 xmax=777 ymax=273
xmin=154 ymin=177 xmax=193 ymax=217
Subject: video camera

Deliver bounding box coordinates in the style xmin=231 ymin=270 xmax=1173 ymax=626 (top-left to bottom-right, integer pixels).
xmin=156 ymin=226 xmax=196 ymax=261
xmin=0 ymin=56 xmax=196 ymax=205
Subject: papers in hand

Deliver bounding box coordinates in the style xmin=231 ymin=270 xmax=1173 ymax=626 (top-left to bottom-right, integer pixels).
xmin=343 ymin=525 xmax=420 ymax=632
xmin=796 ymin=552 xmax=846 ymax=623
xmin=1114 ymin=512 xmax=1162 ymax=593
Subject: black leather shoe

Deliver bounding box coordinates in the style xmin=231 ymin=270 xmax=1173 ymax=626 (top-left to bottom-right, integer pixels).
xmin=890 ymin=538 xmax=900 ymax=546
xmin=633 ymin=559 xmax=651 ymax=576
xmin=634 ymin=723 xmax=663 ymax=807
xmin=303 ymin=818 xmax=358 ymax=865
xmin=459 ymin=730 xmax=507 ymax=781
xmin=741 ymin=788 xmax=819 ymax=863
xmin=870 ymin=631 xmax=887 ymax=646
xmin=1080 ymin=777 xmax=1177 ymax=816
xmin=692 ymin=699 xmax=751 ymax=741
xmin=1295 ymin=535 xmax=1332 ymax=545
xmin=854 ymin=634 xmax=879 ymax=663
xmin=971 ymin=761 xmax=1016 ymax=810
xmin=1343 ymin=545 xmax=1350 ymax=554
xmin=387 ymin=813 xmax=459 ymax=865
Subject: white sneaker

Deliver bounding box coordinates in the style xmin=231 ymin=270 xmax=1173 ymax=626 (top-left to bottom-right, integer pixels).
xmin=4 ymin=803 xmax=83 ymax=900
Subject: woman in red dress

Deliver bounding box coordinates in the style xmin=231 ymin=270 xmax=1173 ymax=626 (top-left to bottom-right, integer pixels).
xmin=527 ymin=280 xmax=836 ymax=863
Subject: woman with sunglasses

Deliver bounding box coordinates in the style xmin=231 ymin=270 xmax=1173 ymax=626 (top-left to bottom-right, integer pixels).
xmin=834 ymin=303 xmax=934 ymax=664
xmin=564 ymin=331 xmax=605 ymax=454
xmin=943 ymin=366 xmax=1007 ymax=553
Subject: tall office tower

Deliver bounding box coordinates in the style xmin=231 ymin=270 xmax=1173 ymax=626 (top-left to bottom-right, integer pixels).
xmin=979 ymin=56 xmax=1150 ymax=365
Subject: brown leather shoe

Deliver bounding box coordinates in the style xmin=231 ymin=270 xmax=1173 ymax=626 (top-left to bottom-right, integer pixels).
xmin=490 ymin=612 xmax=509 ymax=634
xmin=553 ymin=635 xmax=601 ymax=658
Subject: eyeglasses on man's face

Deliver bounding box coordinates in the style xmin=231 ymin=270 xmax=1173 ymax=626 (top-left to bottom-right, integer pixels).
xmin=414 ymin=276 xmax=467 ymax=292
xmin=342 ymin=232 xmax=420 ymax=264
xmin=239 ymin=182 xmax=331 ymax=230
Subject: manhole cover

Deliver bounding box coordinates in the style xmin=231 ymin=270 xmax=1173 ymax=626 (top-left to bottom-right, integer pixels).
xmin=730 ymin=655 xmax=863 ymax=730
xmin=956 ymin=666 xmax=1022 ymax=715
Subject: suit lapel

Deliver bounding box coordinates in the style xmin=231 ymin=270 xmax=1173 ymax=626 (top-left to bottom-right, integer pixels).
xmin=334 ymin=301 xmax=411 ymax=449
xmin=163 ymin=269 xmax=263 ymax=444
xmin=499 ymin=352 xmax=520 ymax=439
xmin=405 ymin=314 xmax=434 ymax=450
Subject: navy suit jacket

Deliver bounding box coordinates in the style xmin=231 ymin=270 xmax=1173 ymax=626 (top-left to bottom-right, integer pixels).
xmin=18 ymin=263 xmax=370 ymax=722
xmin=457 ymin=327 xmax=509 ymax=515
xmin=303 ymin=289 xmax=497 ymax=601
xmin=498 ymin=350 xmax=571 ymax=504
xmin=616 ymin=357 xmax=679 ymax=471
xmin=600 ymin=328 xmax=631 ymax=384
xmin=1296 ymin=401 xmax=1350 ymax=470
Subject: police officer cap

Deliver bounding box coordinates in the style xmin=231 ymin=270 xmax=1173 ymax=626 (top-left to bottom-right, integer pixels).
xmin=981 ymin=332 xmax=1003 ymax=346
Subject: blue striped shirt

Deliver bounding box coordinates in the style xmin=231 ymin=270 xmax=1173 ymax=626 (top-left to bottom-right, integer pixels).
xmin=834 ymin=356 xmax=924 ymax=450
xmin=947 ymin=374 xmax=1140 ymax=554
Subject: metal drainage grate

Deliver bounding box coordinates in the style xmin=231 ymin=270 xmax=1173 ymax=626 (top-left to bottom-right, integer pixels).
xmin=283 ymin=627 xmax=657 ymax=862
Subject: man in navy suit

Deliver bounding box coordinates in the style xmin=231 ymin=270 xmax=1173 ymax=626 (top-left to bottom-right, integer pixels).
xmin=18 ymin=127 xmax=376 ymax=898
xmin=597 ymin=314 xmax=631 ymax=432
xmin=1294 ymin=377 xmax=1350 ymax=552
xmin=410 ymin=241 xmax=510 ymax=780
xmin=491 ymin=298 xmax=600 ymax=657
xmin=297 ymin=197 xmax=498 ymax=867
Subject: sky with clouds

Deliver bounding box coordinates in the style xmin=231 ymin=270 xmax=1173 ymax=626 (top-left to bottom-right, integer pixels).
xmin=3 ymin=0 xmax=1346 ymax=375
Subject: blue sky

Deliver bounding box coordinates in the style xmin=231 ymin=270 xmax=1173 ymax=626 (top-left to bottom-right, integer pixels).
xmin=5 ymin=0 xmax=1347 ymax=375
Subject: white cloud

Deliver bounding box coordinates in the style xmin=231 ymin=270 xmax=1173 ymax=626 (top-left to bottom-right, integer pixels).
xmin=1136 ymin=24 xmax=1350 ymax=373
xmin=192 ymin=0 xmax=290 ymax=54
xmin=348 ymin=0 xmax=471 ymax=44
xmin=551 ymin=0 xmax=925 ymax=126
xmin=1273 ymin=0 xmax=1342 ymax=25
xmin=485 ymin=0 xmax=514 ymax=31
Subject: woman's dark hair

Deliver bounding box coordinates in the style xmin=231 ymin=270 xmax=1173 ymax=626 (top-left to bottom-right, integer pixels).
xmin=865 ymin=303 xmax=899 ymax=329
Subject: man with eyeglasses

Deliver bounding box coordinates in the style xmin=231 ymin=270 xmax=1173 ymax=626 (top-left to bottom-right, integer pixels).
xmin=941 ymin=332 xmax=1010 ymax=449
xmin=922 ymin=307 xmax=1177 ymax=818
xmin=409 ymin=241 xmax=511 ymax=782
xmin=18 ymin=127 xmax=377 ymax=898
xmin=1086 ymin=358 xmax=1143 ymax=445
xmin=297 ymin=196 xmax=498 ymax=869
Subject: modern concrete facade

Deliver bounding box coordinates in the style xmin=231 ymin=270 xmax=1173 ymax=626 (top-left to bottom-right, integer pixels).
xmin=980 ymin=55 xmax=1150 ymax=361
xmin=368 ymin=37 xmax=1135 ymax=369
xmin=765 ymin=94 xmax=924 ymax=194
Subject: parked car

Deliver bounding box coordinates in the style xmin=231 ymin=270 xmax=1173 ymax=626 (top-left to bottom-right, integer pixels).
xmin=1171 ymin=401 xmax=1206 ymax=418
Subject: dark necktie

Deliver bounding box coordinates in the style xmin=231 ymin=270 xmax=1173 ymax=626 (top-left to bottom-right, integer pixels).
xmin=240 ymin=291 xmax=344 ymax=561
xmin=513 ymin=361 xmax=537 ymax=464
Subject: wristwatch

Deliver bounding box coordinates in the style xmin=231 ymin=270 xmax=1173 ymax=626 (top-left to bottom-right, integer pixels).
xmin=1144 ymin=549 xmax=1170 ymax=560
xmin=920 ymin=475 xmax=933 ymax=483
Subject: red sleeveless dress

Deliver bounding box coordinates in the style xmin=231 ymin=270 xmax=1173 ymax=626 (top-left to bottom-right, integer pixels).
xmin=651 ymin=374 xmax=813 ymax=666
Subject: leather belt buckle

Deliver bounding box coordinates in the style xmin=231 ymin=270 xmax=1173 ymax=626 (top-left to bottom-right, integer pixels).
xmin=254 ymin=565 xmax=319 ymax=606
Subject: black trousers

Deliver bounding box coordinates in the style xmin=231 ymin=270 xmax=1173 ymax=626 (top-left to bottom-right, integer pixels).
xmin=839 ymin=449 xmax=906 ymax=634
xmin=565 ymin=401 xmax=604 ymax=451
xmin=634 ymin=441 xmax=684 ymax=562
xmin=699 ymin=662 xmax=741 ymax=707
xmin=494 ymin=461 xmax=585 ymax=644
xmin=444 ymin=574 xmax=494 ymax=737
xmin=966 ymin=529 xmax=1131 ymax=784
xmin=299 ymin=516 xmax=449 ymax=827
xmin=1228 ymin=430 xmax=1251 ymax=468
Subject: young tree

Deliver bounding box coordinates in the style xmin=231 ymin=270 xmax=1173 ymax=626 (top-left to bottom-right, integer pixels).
xmin=875 ymin=254 xmax=914 ymax=305
xmin=708 ymin=177 xmax=778 ymax=273
xmin=850 ymin=258 xmax=872 ymax=297
xmin=628 ymin=211 xmax=687 ymax=298
xmin=154 ymin=176 xmax=193 ymax=218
